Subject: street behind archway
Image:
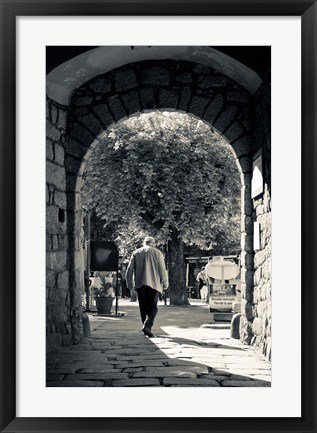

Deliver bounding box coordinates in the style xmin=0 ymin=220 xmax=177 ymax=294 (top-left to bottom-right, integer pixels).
xmin=47 ymin=300 xmax=271 ymax=387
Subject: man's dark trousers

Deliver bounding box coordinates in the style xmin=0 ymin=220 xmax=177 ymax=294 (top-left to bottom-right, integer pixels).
xmin=136 ymin=285 xmax=159 ymax=330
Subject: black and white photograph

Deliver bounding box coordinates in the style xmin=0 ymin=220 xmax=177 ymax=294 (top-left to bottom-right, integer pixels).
xmin=46 ymin=45 xmax=272 ymax=388
xmin=1 ymin=4 xmax=316 ymax=432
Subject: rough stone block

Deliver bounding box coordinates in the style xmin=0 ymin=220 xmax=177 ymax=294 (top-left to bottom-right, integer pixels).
xmin=115 ymin=69 xmax=137 ymax=92
xmin=214 ymin=106 xmax=238 ymax=133
xmin=47 ymin=122 xmax=62 ymax=142
xmin=193 ymin=64 xmax=214 ymax=75
xmin=79 ymin=112 xmax=104 ymax=138
xmin=47 ymin=380 xmax=104 ymax=387
xmin=69 ymin=122 xmax=95 ymax=146
xmin=232 ymin=136 xmax=253 ymax=159
xmin=47 ymin=270 xmax=56 ymax=288
xmin=65 ymin=372 xmax=129 ymax=381
xmin=57 ymin=235 xmax=68 ymax=250
xmin=46 ymin=206 xmax=66 ymax=235
xmin=46 ymin=139 xmax=54 ymax=161
xmin=163 ymin=377 xmax=220 ymax=386
xmin=64 ymin=139 xmax=89 ymax=160
xmin=54 ymin=144 xmax=65 ymax=166
xmin=51 ymin=104 xmax=59 ymax=125
xmin=139 ymin=87 xmax=156 ymax=110
xmin=46 ymin=251 xmax=68 ymax=271
xmin=133 ymin=370 xmax=197 ymax=379
xmin=227 ymin=89 xmax=251 ymax=104
xmin=73 ymin=94 xmax=94 ymax=107
xmin=222 ymin=380 xmax=270 ymax=387
xmin=46 ymin=332 xmax=63 ymax=353
xmin=46 ymin=100 xmax=51 ymax=120
xmin=252 ymin=318 xmax=263 ymax=336
xmin=112 ymin=378 xmax=160 ymax=387
xmin=106 ymin=95 xmax=127 ymax=121
xmin=121 ymin=91 xmax=141 ymax=115
xmin=175 ymin=73 xmax=192 ymax=84
xmin=92 ymin=103 xmax=115 ymax=128
xmin=133 ymin=365 xmax=208 ymax=378
xmin=225 ymin=121 xmax=245 ymax=143
xmin=90 ymin=77 xmax=112 ymax=94
xmin=54 ymin=191 xmax=67 ymax=209
xmin=189 ymin=95 xmax=209 ymax=118
xmin=57 ymin=271 xmax=69 ymax=289
xmin=159 ymin=89 xmax=179 ymax=109
xmin=178 ymin=86 xmax=192 ymax=111
xmin=57 ymin=108 xmax=68 ymax=131
xmin=197 ymin=75 xmax=213 ymax=89
xmin=46 ymin=161 xmax=66 ymax=190
xmin=142 ymin=67 xmax=170 ymax=86
xmin=203 ymin=93 xmax=224 ymax=125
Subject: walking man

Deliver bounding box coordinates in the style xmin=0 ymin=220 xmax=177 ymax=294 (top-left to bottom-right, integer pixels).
xmin=126 ymin=236 xmax=168 ymax=337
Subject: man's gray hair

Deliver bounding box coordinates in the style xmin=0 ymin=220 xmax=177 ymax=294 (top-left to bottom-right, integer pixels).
xmin=143 ymin=236 xmax=155 ymax=246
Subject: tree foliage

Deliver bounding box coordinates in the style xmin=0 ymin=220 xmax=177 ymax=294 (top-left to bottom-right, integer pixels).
xmin=82 ymin=111 xmax=240 ymax=251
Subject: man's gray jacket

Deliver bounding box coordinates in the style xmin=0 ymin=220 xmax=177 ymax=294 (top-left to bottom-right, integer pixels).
xmin=126 ymin=246 xmax=168 ymax=293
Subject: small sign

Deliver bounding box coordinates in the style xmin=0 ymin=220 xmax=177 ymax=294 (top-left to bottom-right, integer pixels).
xmin=251 ymin=150 xmax=263 ymax=198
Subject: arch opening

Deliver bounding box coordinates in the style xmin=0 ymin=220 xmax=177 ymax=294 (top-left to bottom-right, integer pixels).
xmin=80 ymin=110 xmax=241 ymax=307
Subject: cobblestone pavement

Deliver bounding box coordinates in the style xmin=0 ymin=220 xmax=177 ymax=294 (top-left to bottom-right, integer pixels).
xmin=47 ymin=299 xmax=271 ymax=387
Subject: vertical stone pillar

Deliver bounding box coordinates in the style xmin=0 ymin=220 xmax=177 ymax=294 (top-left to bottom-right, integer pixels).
xmin=46 ymin=98 xmax=74 ymax=351
xmin=239 ymin=170 xmax=254 ymax=344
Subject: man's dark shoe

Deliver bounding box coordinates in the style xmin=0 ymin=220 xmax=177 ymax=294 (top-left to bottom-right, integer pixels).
xmin=142 ymin=327 xmax=154 ymax=338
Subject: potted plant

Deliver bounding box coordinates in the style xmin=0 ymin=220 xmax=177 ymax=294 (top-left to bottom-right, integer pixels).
xmin=92 ymin=272 xmax=115 ymax=314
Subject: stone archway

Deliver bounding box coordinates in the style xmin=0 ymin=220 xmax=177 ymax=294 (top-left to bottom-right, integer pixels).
xmin=46 ymin=47 xmax=271 ymax=359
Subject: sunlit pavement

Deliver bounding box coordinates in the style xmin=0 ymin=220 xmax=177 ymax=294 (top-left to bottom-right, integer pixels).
xmin=47 ymin=299 xmax=271 ymax=387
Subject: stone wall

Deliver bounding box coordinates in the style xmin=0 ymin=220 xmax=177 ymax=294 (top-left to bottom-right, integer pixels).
xmin=249 ymin=69 xmax=271 ymax=360
xmin=46 ymin=99 xmax=83 ymax=352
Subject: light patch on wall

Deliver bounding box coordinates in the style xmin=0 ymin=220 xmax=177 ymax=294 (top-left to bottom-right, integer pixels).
xmin=254 ymin=222 xmax=261 ymax=251
xmin=251 ymin=149 xmax=263 ymax=199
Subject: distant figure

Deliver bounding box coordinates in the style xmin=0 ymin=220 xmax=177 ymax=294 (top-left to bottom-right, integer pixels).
xmin=126 ymin=236 xmax=168 ymax=338
xmin=196 ymin=266 xmax=207 ymax=302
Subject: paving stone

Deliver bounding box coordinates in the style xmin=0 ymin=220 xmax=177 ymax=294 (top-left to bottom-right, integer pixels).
xmin=163 ymin=359 xmax=206 ymax=367
xmin=150 ymin=365 xmax=208 ymax=374
xmin=112 ymin=378 xmax=160 ymax=387
xmin=64 ymin=372 xmax=128 ymax=381
xmin=133 ymin=370 xmax=197 ymax=379
xmin=163 ymin=377 xmax=220 ymax=387
xmin=221 ymin=380 xmax=271 ymax=387
xmin=46 ymin=374 xmax=65 ymax=381
xmin=46 ymin=366 xmax=80 ymax=374
xmin=247 ymin=375 xmax=271 ymax=382
xmin=122 ymin=367 xmax=144 ymax=373
xmin=79 ymin=367 xmax=117 ymax=373
xmin=229 ymin=374 xmax=253 ymax=381
xmin=132 ymin=366 xmax=207 ymax=378
xmin=114 ymin=355 xmax=168 ymax=361
xmin=47 ymin=380 xmax=104 ymax=387
xmin=114 ymin=361 xmax=165 ymax=369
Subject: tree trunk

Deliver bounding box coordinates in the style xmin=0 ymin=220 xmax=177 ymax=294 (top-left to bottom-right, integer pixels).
xmin=167 ymin=229 xmax=189 ymax=305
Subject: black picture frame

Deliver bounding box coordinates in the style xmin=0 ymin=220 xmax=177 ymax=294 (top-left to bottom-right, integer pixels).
xmin=0 ymin=1 xmax=316 ymax=432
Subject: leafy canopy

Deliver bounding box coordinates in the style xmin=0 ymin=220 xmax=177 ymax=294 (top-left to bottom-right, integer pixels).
xmin=82 ymin=111 xmax=240 ymax=251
